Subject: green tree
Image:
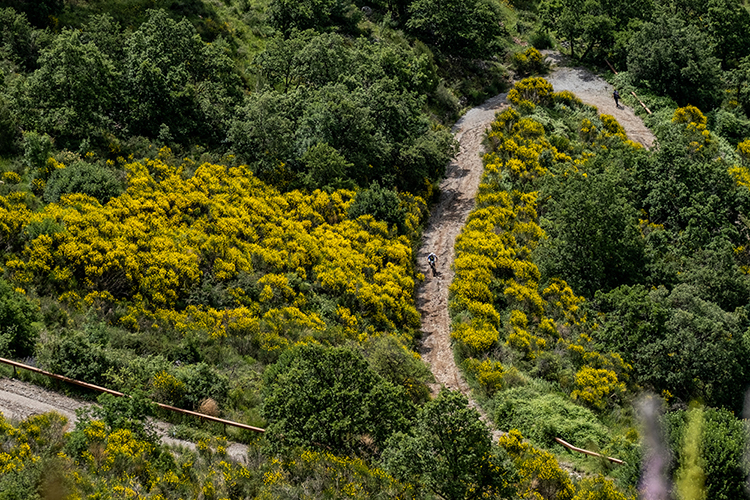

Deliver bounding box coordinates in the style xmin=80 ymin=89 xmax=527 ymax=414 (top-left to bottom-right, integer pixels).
xmin=537 ymin=168 xmax=646 ymax=297
xmin=348 ymin=182 xmax=407 ymax=233
xmin=266 ymin=0 xmax=357 ymax=34
xmin=383 ymin=390 xmax=517 ymax=500
xmin=22 ymin=28 xmax=117 ymax=145
xmin=123 ymin=9 xmax=241 ymax=144
xmin=0 ymin=278 xmax=40 ymax=358
xmin=704 ymin=0 xmax=750 ymax=69
xmin=406 ymin=0 xmax=505 ymax=57
xmin=262 ymin=343 xmax=414 ymax=457
xmin=299 ymin=142 xmax=354 ymax=191
xmin=0 ymin=7 xmax=38 ymax=71
xmin=627 ymin=13 xmax=721 ymax=109
xmin=666 ymin=407 xmax=749 ymax=500
xmin=593 ymin=284 xmax=750 ymax=411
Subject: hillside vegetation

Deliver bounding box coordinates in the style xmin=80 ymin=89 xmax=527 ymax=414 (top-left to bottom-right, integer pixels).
xmin=1 ymin=0 xmax=750 ymax=498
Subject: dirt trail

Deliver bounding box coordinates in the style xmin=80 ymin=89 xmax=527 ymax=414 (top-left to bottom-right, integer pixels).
xmin=0 ymin=377 xmax=250 ymax=462
xmin=416 ymin=94 xmax=507 ymax=401
xmin=543 ymin=52 xmax=655 ymax=148
xmin=416 ymin=55 xmax=656 ymax=422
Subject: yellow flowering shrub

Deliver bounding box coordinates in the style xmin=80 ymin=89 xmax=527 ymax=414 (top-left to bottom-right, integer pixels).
xmin=671 ymin=106 xmax=712 ymax=154
xmin=571 ymin=366 xmax=626 ymax=411
xmin=600 ymin=115 xmax=627 ymax=141
xmin=6 ymin=157 xmax=425 ymax=355
xmin=498 ymin=429 xmax=575 ymax=500
xmin=508 ymin=77 xmax=554 ymax=107
xmin=552 ymin=90 xmax=583 ymax=108
xmin=512 ymin=47 xmax=547 ymax=76
xmin=260 ymin=449 xmax=415 ymax=499
xmin=150 ymin=370 xmax=185 ymax=405
xmin=572 ymin=476 xmax=636 ymax=500
xmin=465 ymin=358 xmax=506 ymax=395
xmin=452 ymin=319 xmax=500 ymax=353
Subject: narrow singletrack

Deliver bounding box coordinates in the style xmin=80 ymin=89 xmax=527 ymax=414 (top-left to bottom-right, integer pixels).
xmin=416 ymin=56 xmax=656 ymax=415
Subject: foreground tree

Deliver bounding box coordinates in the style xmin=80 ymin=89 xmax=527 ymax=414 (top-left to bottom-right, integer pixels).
xmin=383 ymin=390 xmax=517 ymax=500
xmin=262 ymin=343 xmax=413 ymax=458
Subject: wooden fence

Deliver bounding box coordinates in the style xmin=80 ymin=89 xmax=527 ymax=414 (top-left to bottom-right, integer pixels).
xmin=0 ymin=356 xmax=264 ymax=433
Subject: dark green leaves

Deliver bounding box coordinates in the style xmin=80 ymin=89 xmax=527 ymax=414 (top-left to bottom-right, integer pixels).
xmin=262 ymin=343 xmax=414 ymax=457
xmin=383 ymin=390 xmax=517 ymax=500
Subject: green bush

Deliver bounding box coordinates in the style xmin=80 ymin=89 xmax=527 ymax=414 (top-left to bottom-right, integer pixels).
xmin=347 ymin=182 xmax=407 ymax=233
xmin=38 ymin=331 xmax=113 ymax=385
xmin=383 ymin=390 xmax=517 ymax=500
xmin=262 ymin=343 xmax=414 ymax=457
xmin=0 ymin=279 xmax=40 ymax=358
xmin=666 ymin=407 xmax=749 ymax=500
xmin=43 ymin=161 xmax=123 ymax=204
xmin=493 ymin=385 xmax=609 ymax=448
xmin=174 ymin=362 xmax=229 ymax=411
xmin=512 ymin=47 xmax=548 ymax=76
xmin=529 ymin=31 xmax=554 ymax=50
xmin=359 ymin=336 xmax=433 ymax=405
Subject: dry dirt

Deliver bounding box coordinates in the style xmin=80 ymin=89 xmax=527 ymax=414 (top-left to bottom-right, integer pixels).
xmin=416 ymin=54 xmax=656 ymax=431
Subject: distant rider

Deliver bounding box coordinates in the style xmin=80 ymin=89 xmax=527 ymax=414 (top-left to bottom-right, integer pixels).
xmin=427 ymin=252 xmax=437 ymax=275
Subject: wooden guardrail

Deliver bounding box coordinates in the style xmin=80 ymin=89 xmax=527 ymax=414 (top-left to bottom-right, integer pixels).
xmin=604 ymin=59 xmax=652 ymax=115
xmin=0 ymin=356 xmax=264 ymax=433
xmin=554 ymin=437 xmax=625 ymax=464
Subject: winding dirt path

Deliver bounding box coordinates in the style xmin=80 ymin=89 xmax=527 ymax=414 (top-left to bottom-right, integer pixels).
xmin=416 ymin=56 xmax=656 ymax=416
xmin=416 ymin=93 xmax=507 ymax=401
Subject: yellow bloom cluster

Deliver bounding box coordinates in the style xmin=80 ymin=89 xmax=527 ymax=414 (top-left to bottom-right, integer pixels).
xmin=671 ymin=105 xmax=712 ymax=154
xmin=450 ymin=94 xmax=579 ymax=359
xmin=465 ymin=358 xmax=506 ymax=395
xmin=499 ymin=429 xmax=634 ymax=500
xmin=571 ymin=366 xmax=627 ymax=411
xmin=499 ymin=429 xmax=575 ymax=500
xmin=261 ymin=449 xmax=413 ymax=499
xmin=5 ymin=155 xmax=424 ymax=354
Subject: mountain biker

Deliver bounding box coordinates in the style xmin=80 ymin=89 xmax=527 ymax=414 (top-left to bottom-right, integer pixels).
xmin=427 ymin=252 xmax=437 ymax=274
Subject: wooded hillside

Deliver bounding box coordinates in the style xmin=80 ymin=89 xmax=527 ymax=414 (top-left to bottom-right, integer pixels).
xmin=2 ymin=0 xmax=750 ymax=498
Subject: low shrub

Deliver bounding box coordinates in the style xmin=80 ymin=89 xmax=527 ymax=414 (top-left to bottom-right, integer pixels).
xmin=43 ymin=160 xmax=123 ymax=204
xmin=494 ymin=385 xmax=609 ymax=448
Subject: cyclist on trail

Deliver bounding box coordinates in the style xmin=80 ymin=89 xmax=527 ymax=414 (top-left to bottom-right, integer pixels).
xmin=427 ymin=252 xmax=437 ymax=275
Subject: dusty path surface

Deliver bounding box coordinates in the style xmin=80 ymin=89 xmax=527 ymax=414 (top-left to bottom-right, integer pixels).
xmin=416 ymin=94 xmax=508 ymax=400
xmin=543 ymin=52 xmax=656 ymax=148
xmin=416 ymin=54 xmax=656 ymax=424
xmin=0 ymin=377 xmax=250 ymax=462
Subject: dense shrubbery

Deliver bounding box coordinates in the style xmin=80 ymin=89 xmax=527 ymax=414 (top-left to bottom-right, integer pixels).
xmin=263 ymin=343 xmax=413 ymax=457
xmin=450 ymin=75 xmax=750 ymax=500
xmin=0 ymin=278 xmax=39 ymax=357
